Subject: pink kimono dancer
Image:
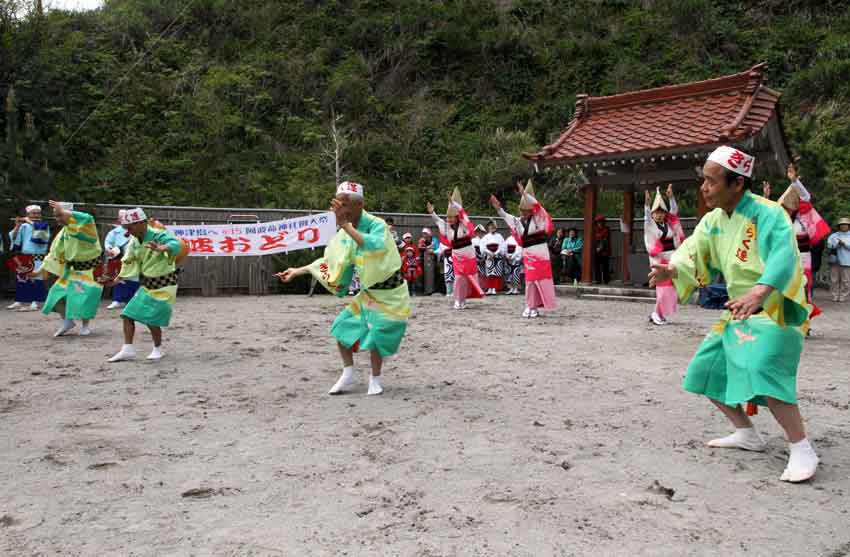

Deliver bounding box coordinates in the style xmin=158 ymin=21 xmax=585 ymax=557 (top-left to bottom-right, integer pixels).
xmin=646 ymin=211 xmax=685 ymax=321
xmin=523 ymin=250 xmax=557 ymax=310
xmin=453 ymin=253 xmax=484 ymax=302
xmin=654 ymin=254 xmax=678 ymax=320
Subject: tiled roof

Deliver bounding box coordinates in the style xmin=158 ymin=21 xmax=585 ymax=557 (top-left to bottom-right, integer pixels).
xmin=524 ymin=63 xmax=781 ymax=164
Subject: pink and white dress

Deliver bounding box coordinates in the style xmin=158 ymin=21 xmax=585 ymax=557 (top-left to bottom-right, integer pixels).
xmin=644 ymin=196 xmax=685 ymax=320
xmin=790 ymin=179 xmax=830 ymax=318
xmin=431 ymin=207 xmax=484 ymax=303
xmin=497 ymin=197 xmax=557 ymax=310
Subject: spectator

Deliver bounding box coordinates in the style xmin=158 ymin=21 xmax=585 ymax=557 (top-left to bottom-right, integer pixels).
xmin=480 ymin=219 xmax=506 ymax=295
xmin=827 ymin=217 xmax=850 ymax=302
xmin=401 ymin=243 xmax=423 ymax=295
xmin=473 ymin=224 xmax=487 ymax=280
xmin=593 ymin=215 xmax=611 ymax=284
xmin=561 ymin=228 xmax=583 ymax=282
xmin=548 ymin=228 xmax=565 ymax=284
xmin=386 ymin=217 xmax=403 ymax=249
xmin=503 ymin=235 xmax=523 ymax=295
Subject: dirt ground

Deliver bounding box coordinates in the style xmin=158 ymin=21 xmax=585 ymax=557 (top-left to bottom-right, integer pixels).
xmin=1 ymin=291 xmax=849 ymax=556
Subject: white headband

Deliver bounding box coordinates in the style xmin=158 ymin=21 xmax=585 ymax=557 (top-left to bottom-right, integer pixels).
xmin=336 ymin=181 xmax=364 ymax=199
xmin=707 ymin=146 xmax=755 ymax=178
xmin=119 ymin=207 xmax=147 ymax=225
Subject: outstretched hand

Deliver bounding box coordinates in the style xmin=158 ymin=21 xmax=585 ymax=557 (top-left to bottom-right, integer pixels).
xmin=275 ymin=267 xmax=304 ymax=283
xmin=645 ymin=190 xmax=651 ymax=207
xmin=426 ymin=201 xmax=434 ymax=214
xmin=649 ymin=263 xmax=675 ymax=287
xmin=666 ymin=183 xmax=673 ymax=198
xmin=489 ymin=194 xmax=501 ymax=210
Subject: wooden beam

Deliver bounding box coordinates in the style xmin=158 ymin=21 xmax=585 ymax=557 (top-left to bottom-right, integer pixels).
xmin=591 ymin=168 xmax=701 ymax=187
xmin=582 ymin=184 xmax=597 ymax=284
xmin=622 ymin=191 xmax=634 ymax=284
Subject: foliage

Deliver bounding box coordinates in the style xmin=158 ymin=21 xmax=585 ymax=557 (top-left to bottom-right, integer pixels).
xmin=1 ymin=0 xmax=849 ymax=224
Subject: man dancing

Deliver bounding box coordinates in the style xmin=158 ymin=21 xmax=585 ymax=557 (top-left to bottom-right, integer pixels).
xmin=650 ymin=146 xmax=818 ymax=483
xmin=41 ymin=201 xmax=102 ymax=337
xmin=107 ymin=208 xmax=183 ymax=362
xmin=278 ymin=182 xmax=410 ymax=396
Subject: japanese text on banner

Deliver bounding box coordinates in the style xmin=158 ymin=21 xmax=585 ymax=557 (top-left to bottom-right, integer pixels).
xmin=166 ymin=212 xmax=337 ymax=256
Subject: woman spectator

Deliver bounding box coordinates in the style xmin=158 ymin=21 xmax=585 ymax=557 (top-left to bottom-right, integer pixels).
xmin=561 ymin=228 xmax=583 ymax=282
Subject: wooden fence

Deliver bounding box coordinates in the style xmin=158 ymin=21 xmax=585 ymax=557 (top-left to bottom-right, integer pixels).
xmin=3 ymin=202 xmax=702 ymax=296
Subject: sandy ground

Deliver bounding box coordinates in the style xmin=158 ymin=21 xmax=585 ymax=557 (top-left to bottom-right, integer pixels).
xmin=1 ymin=291 xmax=849 ymax=556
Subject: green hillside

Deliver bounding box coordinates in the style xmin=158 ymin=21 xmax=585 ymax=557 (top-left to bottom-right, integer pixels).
xmin=2 ymin=0 xmax=849 ymax=221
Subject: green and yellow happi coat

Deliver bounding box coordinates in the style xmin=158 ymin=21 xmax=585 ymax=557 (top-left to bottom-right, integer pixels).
xmin=42 ymin=211 xmax=103 ymax=320
xmin=119 ymin=224 xmax=182 ymax=327
xmin=671 ymin=191 xmax=811 ymax=407
xmin=308 ymin=211 xmax=410 ymax=358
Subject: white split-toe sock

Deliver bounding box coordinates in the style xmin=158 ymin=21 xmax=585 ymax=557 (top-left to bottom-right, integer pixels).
xmin=106 ymin=301 xmax=124 ymax=310
xmin=453 ymin=300 xmax=462 ymax=310
xmin=54 ymin=319 xmax=77 ymax=337
xmin=7 ymin=301 xmax=22 ymax=310
xmin=147 ymin=346 xmax=163 ymax=360
xmin=706 ymin=427 xmax=767 ymax=451
xmin=780 ymin=438 xmax=819 ymax=483
xmin=329 ymin=366 xmax=357 ymax=395
xmin=529 ymin=309 xmax=539 ymax=318
xmin=108 ymin=344 xmax=137 ymax=362
xmin=367 ymin=375 xmax=384 ymax=396
xmin=522 ymin=307 xmax=532 ymax=318
xmin=78 ymin=320 xmax=92 ymax=336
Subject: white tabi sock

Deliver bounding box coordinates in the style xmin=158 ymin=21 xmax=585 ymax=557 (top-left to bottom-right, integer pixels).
xmin=706 ymin=427 xmax=767 ymax=451
xmin=781 ymin=438 xmax=819 ymax=483
xmin=329 ymin=366 xmax=357 ymax=395
xmin=147 ymin=346 xmax=163 ymax=360
xmin=367 ymin=375 xmax=384 ymax=396
xmin=108 ymin=344 xmax=136 ymax=362
xmin=54 ymin=319 xmax=77 ymax=337
xmin=79 ymin=320 xmax=92 ymax=336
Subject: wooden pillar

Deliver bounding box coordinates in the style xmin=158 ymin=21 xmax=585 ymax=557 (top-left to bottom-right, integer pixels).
xmin=622 ymin=190 xmax=634 ymax=285
xmin=581 ymin=184 xmax=597 ymax=284
xmin=697 ymin=187 xmax=708 ymax=217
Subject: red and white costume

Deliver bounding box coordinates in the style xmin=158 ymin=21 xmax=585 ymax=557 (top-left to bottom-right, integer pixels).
xmin=778 ymin=179 xmax=830 ymax=318
xmin=431 ymin=188 xmax=484 ymax=309
xmin=497 ymin=181 xmax=557 ymax=315
xmin=644 ymin=189 xmax=685 ymax=323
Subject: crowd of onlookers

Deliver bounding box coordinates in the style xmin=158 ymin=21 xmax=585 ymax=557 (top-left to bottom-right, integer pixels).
xmin=384 ymin=212 xmax=850 ymax=301
xmin=384 ymin=215 xmax=619 ymax=296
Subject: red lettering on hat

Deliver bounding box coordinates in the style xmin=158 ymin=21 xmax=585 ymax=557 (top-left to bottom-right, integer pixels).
xmin=727 ymin=150 xmax=745 ymax=169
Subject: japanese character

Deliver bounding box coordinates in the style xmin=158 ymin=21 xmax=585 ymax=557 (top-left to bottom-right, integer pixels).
xmin=297 ymin=227 xmax=320 ymax=244
xmin=190 ymin=237 xmax=215 ymax=253
xmin=219 ymin=236 xmax=252 ymax=253
xmin=259 ymin=231 xmax=289 ymax=251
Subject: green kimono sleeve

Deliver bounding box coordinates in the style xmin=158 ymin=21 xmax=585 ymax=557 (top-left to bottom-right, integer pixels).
xmin=360 ymin=216 xmax=387 ymax=252
xmin=307 ymin=230 xmax=355 ymax=297
xmin=152 ymin=228 xmax=182 ymax=258
xmin=670 ymin=217 xmax=717 ymax=304
xmin=119 ymin=237 xmax=142 ymax=280
xmin=41 ymin=228 xmax=67 ymax=277
xmin=755 ymin=207 xmax=809 ymax=326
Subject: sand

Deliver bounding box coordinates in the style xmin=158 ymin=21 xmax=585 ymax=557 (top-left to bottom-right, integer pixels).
xmin=1 ymin=292 xmax=849 ymax=556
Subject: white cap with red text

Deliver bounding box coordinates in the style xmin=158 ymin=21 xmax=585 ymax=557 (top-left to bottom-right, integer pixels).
xmin=707 ymin=146 xmax=755 ymax=178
